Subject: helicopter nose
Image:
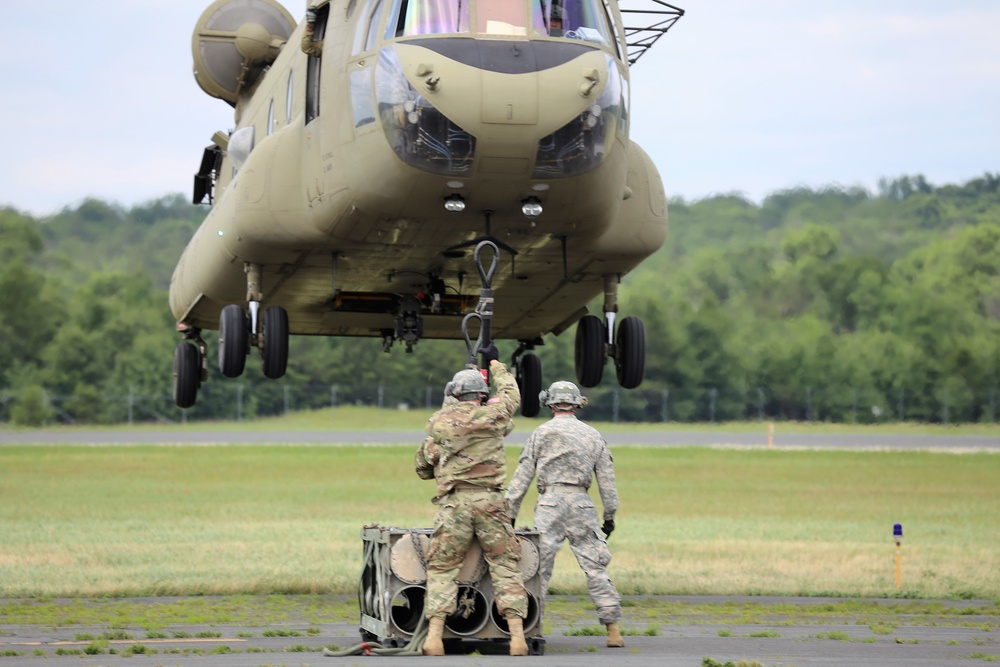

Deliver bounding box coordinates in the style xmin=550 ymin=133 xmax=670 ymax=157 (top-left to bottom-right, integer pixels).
xmin=375 ymin=41 xmax=618 ymax=178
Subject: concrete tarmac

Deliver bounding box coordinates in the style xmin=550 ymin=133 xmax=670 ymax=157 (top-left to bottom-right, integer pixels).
xmin=1 ymin=595 xmax=997 ymax=666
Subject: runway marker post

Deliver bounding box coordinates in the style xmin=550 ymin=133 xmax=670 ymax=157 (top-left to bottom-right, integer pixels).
xmin=893 ymin=523 xmax=903 ymax=589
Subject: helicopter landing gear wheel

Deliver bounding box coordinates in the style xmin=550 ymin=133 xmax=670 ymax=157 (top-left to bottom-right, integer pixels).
xmin=261 ymin=305 xmax=289 ymax=380
xmin=219 ymin=304 xmax=248 ymax=378
xmin=575 ymin=314 xmax=605 ymax=388
xmin=614 ymin=316 xmax=645 ymax=389
xmin=173 ymin=342 xmax=201 ymax=408
xmin=517 ymin=353 xmax=543 ymax=418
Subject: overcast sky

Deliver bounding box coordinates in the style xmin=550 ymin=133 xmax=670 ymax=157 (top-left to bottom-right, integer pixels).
xmin=0 ymin=1 xmax=996 ymax=217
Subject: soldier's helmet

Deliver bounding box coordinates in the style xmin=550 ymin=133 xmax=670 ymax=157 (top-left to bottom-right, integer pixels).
xmin=540 ymin=380 xmax=588 ymax=408
xmin=445 ymin=369 xmax=489 ymax=401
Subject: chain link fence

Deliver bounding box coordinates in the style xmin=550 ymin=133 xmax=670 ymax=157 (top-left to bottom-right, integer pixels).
xmin=3 ymin=382 xmax=998 ymax=426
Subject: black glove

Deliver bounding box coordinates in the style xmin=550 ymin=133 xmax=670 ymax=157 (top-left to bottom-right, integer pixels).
xmin=601 ymin=519 xmax=615 ymax=537
xmin=479 ymin=342 xmax=499 ymax=365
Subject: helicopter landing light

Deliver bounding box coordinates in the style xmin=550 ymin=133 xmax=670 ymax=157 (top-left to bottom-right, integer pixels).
xmin=521 ymin=197 xmax=543 ymax=219
xmin=444 ymin=194 xmax=467 ymax=212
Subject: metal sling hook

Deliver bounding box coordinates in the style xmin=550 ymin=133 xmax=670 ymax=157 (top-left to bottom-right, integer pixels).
xmin=461 ymin=312 xmax=483 ymax=368
xmin=461 ymin=240 xmax=500 ymax=368
xmin=475 ymin=239 xmax=499 ymax=287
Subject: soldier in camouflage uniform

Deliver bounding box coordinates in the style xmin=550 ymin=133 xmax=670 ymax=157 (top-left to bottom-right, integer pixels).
xmin=415 ymin=359 xmax=529 ymax=656
xmin=301 ymin=7 xmax=323 ymax=57
xmin=506 ymin=381 xmax=625 ymax=647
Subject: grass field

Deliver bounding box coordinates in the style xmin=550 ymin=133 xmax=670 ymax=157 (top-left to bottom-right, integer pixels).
xmin=1 ymin=433 xmax=997 ymax=600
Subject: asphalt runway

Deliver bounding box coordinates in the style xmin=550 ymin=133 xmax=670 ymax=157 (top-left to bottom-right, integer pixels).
xmin=1 ymin=595 xmax=997 ymax=666
xmin=2 ymin=428 xmax=998 ymax=450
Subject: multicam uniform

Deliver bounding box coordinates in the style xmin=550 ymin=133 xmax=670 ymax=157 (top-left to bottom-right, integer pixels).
xmin=415 ymin=364 xmax=527 ymax=621
xmin=301 ymin=21 xmax=323 ymax=57
xmin=506 ymin=414 xmax=622 ymax=624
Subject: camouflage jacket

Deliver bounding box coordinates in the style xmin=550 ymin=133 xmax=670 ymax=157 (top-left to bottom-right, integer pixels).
xmin=415 ymin=364 xmax=520 ymax=498
xmin=301 ymin=22 xmax=323 ymax=57
xmin=506 ymin=414 xmax=619 ymax=522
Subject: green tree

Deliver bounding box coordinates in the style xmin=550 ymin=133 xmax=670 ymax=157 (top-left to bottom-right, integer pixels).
xmin=10 ymin=385 xmax=54 ymax=426
xmin=0 ymin=211 xmax=66 ymax=390
xmin=40 ymin=272 xmax=173 ymax=423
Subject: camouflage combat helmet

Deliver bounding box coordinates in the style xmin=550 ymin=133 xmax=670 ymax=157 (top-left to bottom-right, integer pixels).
xmin=540 ymin=380 xmax=588 ymax=408
xmin=445 ymin=369 xmax=489 ymax=401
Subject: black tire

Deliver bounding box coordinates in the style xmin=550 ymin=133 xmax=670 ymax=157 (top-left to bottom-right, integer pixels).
xmin=261 ymin=305 xmax=289 ymax=380
xmin=173 ymin=342 xmax=200 ymax=408
xmin=615 ymin=316 xmax=645 ymax=389
xmin=518 ymin=353 xmax=543 ymax=418
xmin=218 ymin=304 xmax=248 ymax=378
xmin=575 ymin=314 xmax=605 ymax=388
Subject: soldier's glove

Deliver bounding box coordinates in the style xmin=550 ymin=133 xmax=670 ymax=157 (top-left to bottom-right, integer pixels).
xmin=306 ymin=8 xmax=317 ymax=22
xmin=601 ymin=519 xmax=615 ymax=537
xmin=479 ymin=342 xmax=499 ymax=365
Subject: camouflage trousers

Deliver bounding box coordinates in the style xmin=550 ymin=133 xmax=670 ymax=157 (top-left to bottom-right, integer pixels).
xmin=535 ymin=490 xmax=621 ymax=624
xmin=424 ymin=488 xmax=527 ymax=620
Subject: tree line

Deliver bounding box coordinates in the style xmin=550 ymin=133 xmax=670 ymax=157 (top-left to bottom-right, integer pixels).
xmin=2 ymin=173 xmax=999 ymax=425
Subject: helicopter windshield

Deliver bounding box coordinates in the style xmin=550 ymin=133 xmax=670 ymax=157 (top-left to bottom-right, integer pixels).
xmin=386 ymin=0 xmax=470 ymax=37
xmin=385 ymin=0 xmax=614 ymax=49
xmin=531 ymin=0 xmax=612 ymax=45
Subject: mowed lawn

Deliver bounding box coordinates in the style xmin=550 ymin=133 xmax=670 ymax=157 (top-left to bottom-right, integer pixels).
xmin=1 ymin=444 xmax=997 ymax=599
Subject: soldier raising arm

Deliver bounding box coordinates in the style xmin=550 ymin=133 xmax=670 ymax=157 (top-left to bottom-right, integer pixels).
xmin=415 ymin=360 xmax=529 ymax=656
xmin=301 ymin=6 xmax=323 ymax=57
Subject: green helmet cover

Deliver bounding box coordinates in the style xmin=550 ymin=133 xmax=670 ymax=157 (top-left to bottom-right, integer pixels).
xmin=539 ymin=380 xmax=588 ymax=408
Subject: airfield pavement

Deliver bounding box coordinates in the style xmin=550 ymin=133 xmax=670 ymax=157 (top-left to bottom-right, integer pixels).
xmin=2 ymin=428 xmax=997 ymax=666
xmin=1 ymin=595 xmax=998 ymax=666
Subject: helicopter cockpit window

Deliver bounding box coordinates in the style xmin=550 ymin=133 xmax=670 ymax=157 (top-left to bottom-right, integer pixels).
xmin=375 ymin=47 xmax=476 ymax=175
xmin=387 ymin=0 xmax=470 ymax=38
xmin=477 ymin=1 xmax=528 ymax=35
xmin=531 ymin=0 xmax=612 ymax=47
xmin=532 ymin=53 xmax=622 ymax=178
xmin=365 ymin=0 xmax=387 ymax=49
xmin=353 ymin=0 xmax=385 ymax=54
xmin=380 ymin=0 xmax=615 ymax=42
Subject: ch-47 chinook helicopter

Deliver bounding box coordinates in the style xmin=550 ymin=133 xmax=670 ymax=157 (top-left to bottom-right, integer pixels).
xmin=170 ymin=0 xmax=683 ymax=416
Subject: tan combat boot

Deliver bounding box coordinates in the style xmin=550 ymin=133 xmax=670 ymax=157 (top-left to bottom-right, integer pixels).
xmin=606 ymin=622 xmax=625 ymax=647
xmin=422 ymin=617 xmax=445 ymax=656
xmin=507 ymin=616 xmax=529 ymax=656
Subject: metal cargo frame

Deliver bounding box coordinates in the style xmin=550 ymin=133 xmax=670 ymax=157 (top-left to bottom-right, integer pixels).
xmin=358 ymin=525 xmax=546 ymax=654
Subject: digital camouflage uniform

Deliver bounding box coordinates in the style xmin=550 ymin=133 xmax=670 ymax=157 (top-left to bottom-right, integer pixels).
xmin=506 ymin=413 xmax=622 ymax=624
xmin=415 ymin=363 xmax=527 ymax=621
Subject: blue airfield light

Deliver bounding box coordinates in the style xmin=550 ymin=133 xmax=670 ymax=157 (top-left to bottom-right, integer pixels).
xmin=893 ymin=523 xmax=903 ymax=542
